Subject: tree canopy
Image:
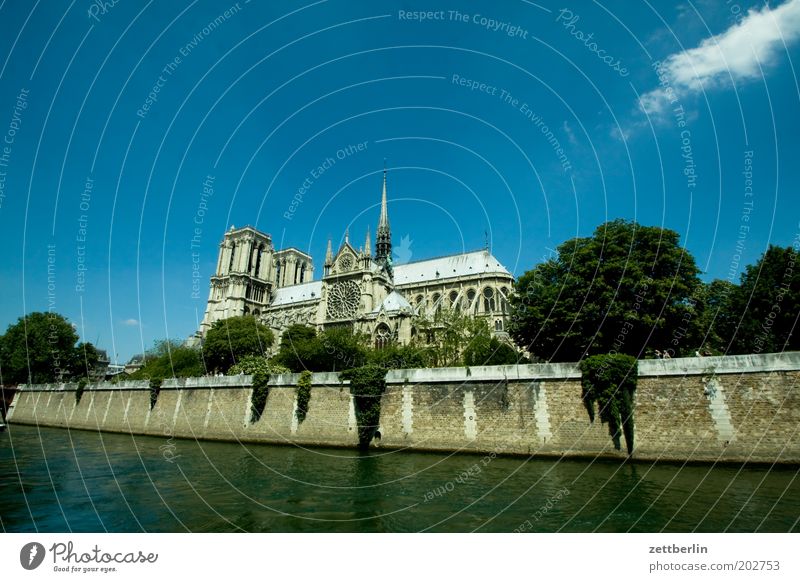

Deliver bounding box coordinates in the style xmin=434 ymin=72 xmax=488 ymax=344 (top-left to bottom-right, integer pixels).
xmin=508 ymin=220 xmax=703 ymax=362
xmin=202 ymin=315 xmax=274 ymax=373
xmin=722 ymin=245 xmax=799 ymax=354
xmin=0 ymin=311 xmax=99 ymax=384
xmin=128 ymin=339 xmax=203 ymax=380
xmin=275 ymin=324 xmax=368 ymax=372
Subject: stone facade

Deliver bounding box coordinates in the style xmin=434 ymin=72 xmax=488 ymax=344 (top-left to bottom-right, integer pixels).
xmin=197 ymin=170 xmax=514 ymax=347
xmin=8 ymin=353 xmax=800 ymax=464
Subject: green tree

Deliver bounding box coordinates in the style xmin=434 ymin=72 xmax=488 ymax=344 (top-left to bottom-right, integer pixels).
xmin=316 ymin=327 xmax=368 ymax=371
xmin=275 ymin=325 xmax=319 ymax=371
xmin=129 ymin=339 xmax=203 ymax=381
xmin=463 ymin=335 xmax=521 ymax=366
xmin=0 ymin=311 xmax=99 ymax=384
xmin=508 ymin=220 xmax=703 ymax=362
xmin=367 ymin=343 xmax=432 ymax=369
xmin=202 ymin=315 xmax=274 ymax=373
xmin=413 ymin=309 xmax=491 ymax=366
xmin=694 ymin=279 xmax=737 ymax=354
xmin=726 ymin=245 xmax=800 ymax=354
xmin=228 ymin=355 xmax=289 ymax=376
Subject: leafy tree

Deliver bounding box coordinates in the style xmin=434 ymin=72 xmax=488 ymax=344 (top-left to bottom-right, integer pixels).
xmin=316 ymin=327 xmax=368 ymax=371
xmin=693 ymin=279 xmax=737 ymax=354
xmin=413 ymin=309 xmax=492 ymax=366
xmin=276 ymin=325 xmax=368 ymax=372
xmin=463 ymin=335 xmax=521 ymax=366
xmin=0 ymin=311 xmax=99 ymax=384
xmin=367 ymin=343 xmax=432 ymax=370
xmin=275 ymin=325 xmax=319 ymax=371
xmin=202 ymin=315 xmax=274 ymax=373
xmin=227 ymin=355 xmax=289 ymax=376
xmin=726 ymin=245 xmax=800 ymax=354
xmin=129 ymin=339 xmax=203 ymax=381
xmin=508 ymin=220 xmax=703 ymax=362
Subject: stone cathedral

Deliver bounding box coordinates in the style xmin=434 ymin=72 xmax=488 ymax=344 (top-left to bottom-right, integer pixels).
xmin=198 ymin=170 xmax=514 ymax=347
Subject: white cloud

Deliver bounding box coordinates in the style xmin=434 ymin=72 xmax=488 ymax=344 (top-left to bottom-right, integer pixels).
xmin=562 ymin=120 xmax=578 ymax=145
xmin=121 ymin=318 xmax=139 ymax=327
xmin=640 ymin=0 xmax=800 ymax=114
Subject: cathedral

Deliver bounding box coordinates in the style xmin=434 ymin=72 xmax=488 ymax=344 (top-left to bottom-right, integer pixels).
xmin=198 ymin=170 xmax=515 ymax=348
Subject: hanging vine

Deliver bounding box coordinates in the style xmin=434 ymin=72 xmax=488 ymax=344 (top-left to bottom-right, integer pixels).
xmin=340 ymin=365 xmax=387 ymax=450
xmin=75 ymin=379 xmax=87 ymax=405
xmin=250 ymin=369 xmax=271 ymax=423
xmin=295 ymin=370 xmax=313 ymax=423
xmin=149 ymin=378 xmax=162 ymax=410
xmin=579 ymin=354 xmax=638 ymax=455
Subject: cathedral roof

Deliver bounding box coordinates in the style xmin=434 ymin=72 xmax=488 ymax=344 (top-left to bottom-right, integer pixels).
xmin=372 ymin=291 xmax=412 ymax=314
xmin=270 ymin=281 xmax=322 ymax=306
xmin=393 ymin=250 xmax=512 ymax=286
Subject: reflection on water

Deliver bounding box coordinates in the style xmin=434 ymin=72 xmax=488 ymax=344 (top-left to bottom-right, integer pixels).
xmin=1 ymin=425 xmax=798 ymax=532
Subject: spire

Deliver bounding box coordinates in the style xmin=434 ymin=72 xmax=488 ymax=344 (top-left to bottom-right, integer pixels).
xmin=344 ymin=227 xmax=349 ymax=244
xmin=364 ymin=226 xmax=371 ymax=256
xmin=375 ymin=164 xmax=392 ymax=263
xmin=378 ymin=163 xmax=390 ymax=231
xmin=325 ymin=237 xmax=333 ymax=264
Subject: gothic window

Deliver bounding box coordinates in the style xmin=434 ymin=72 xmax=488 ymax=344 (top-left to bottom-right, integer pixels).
xmin=275 ymin=260 xmax=281 ymax=285
xmin=432 ymin=293 xmax=441 ymax=315
xmin=254 ymin=244 xmax=263 ymax=277
xmin=374 ymin=323 xmax=392 ymax=349
xmin=243 ymin=306 xmax=250 ymax=315
xmin=229 ymin=242 xmax=236 ymax=271
xmin=326 ymin=280 xmax=360 ymax=320
xmin=500 ymin=286 xmax=509 ymax=313
xmin=495 ymin=319 xmax=503 ymax=331
xmin=338 ymin=254 xmax=354 ymax=272
xmin=467 ymin=289 xmax=477 ymax=313
xmin=300 ymin=263 xmax=306 ymax=282
xmin=415 ymin=295 xmax=424 ymax=306
xmin=483 ymin=288 xmax=496 ymax=312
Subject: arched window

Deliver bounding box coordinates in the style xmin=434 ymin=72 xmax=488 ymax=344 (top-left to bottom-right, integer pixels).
xmin=449 ymin=290 xmax=459 ymax=307
xmin=228 ymin=242 xmax=236 ymax=271
xmin=483 ymin=288 xmax=496 ymax=312
xmin=432 ymin=293 xmax=441 ymax=314
xmin=467 ymin=289 xmax=477 ymax=314
xmin=500 ymin=287 xmax=509 ymax=313
xmin=374 ymin=323 xmax=392 ymax=349
xmin=243 ymin=306 xmax=250 ymax=315
xmin=275 ymin=260 xmax=281 ymax=286
xmin=254 ymin=244 xmax=263 ymax=277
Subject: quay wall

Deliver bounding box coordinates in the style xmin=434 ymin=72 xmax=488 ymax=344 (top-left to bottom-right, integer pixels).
xmin=6 ymin=352 xmax=800 ymax=463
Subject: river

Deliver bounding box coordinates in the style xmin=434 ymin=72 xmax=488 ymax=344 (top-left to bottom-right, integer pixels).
xmin=1 ymin=425 xmax=797 ymax=532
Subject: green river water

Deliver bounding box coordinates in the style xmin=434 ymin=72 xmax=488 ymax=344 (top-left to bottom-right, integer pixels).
xmin=1 ymin=425 xmax=798 ymax=532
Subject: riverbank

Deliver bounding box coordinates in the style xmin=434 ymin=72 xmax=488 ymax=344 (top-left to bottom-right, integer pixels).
xmin=6 ymin=352 xmax=800 ymax=464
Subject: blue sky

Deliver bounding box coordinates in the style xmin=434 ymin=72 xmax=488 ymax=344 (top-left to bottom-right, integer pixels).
xmin=0 ymin=0 xmax=798 ymax=363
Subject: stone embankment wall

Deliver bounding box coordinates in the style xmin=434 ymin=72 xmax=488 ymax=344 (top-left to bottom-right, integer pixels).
xmin=6 ymin=353 xmax=800 ymax=463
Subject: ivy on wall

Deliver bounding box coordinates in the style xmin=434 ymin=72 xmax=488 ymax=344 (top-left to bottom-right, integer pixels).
xmin=340 ymin=365 xmax=387 ymax=450
xmin=579 ymin=354 xmax=638 ymax=455
xmin=149 ymin=378 xmax=162 ymax=410
xmin=250 ymin=369 xmax=271 ymax=423
xmin=295 ymin=370 xmax=312 ymax=423
xmin=75 ymin=379 xmax=87 ymax=405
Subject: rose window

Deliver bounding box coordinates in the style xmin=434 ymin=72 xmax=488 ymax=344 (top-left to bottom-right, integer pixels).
xmin=338 ymin=254 xmax=354 ymax=272
xmin=326 ymin=280 xmax=360 ymax=320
